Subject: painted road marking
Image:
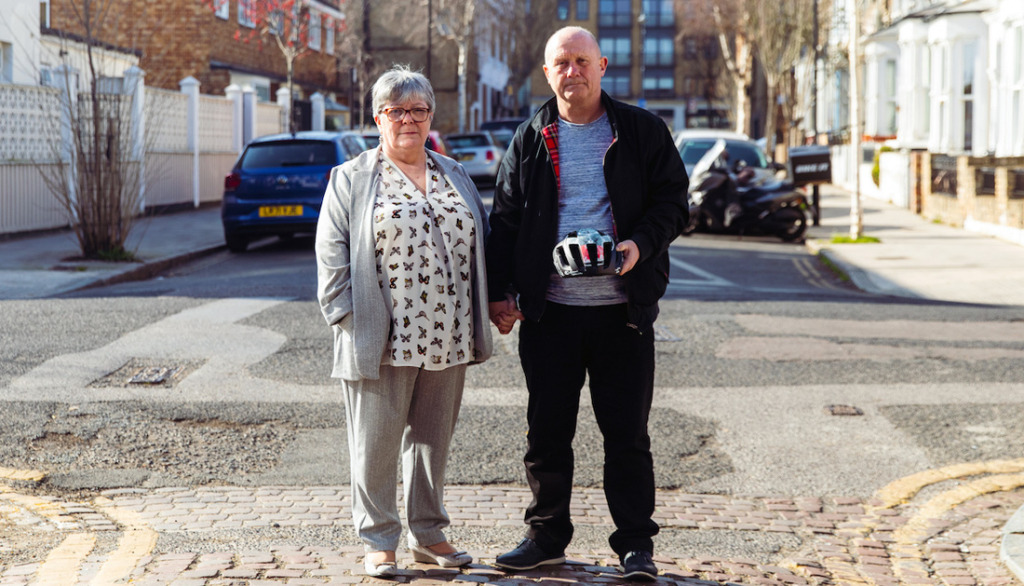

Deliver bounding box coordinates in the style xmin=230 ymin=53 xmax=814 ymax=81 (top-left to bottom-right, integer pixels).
xmin=875 ymin=458 xmax=1024 ymax=509
xmin=0 ymin=466 xmax=46 ymax=483
xmin=93 ymin=496 xmax=158 ymax=585
xmin=33 ymin=532 xmax=96 ymax=586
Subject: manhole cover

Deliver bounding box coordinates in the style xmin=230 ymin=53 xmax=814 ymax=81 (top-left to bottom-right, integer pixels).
xmin=128 ymin=367 xmax=181 ymax=385
xmin=825 ymin=404 xmax=864 ymax=416
xmin=89 ymin=358 xmax=204 ymax=389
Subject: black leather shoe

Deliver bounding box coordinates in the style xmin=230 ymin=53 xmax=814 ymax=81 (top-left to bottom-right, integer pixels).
xmin=621 ymin=550 xmax=658 ymax=581
xmin=494 ymin=538 xmax=565 ymax=570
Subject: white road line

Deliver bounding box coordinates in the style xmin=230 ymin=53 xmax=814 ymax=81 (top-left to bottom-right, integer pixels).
xmin=668 ymin=256 xmax=735 ymax=287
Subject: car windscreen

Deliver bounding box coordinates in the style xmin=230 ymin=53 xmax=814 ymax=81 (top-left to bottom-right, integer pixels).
xmin=679 ymin=139 xmax=768 ymax=169
xmin=446 ymin=135 xmax=490 ymax=149
xmin=239 ymin=141 xmax=337 ymax=170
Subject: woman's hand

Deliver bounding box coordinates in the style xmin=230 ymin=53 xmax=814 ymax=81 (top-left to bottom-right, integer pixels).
xmin=488 ymin=294 xmax=523 ymax=335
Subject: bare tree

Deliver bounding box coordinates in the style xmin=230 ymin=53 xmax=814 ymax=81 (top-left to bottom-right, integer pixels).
xmin=676 ymin=0 xmax=755 ymax=135
xmin=35 ymin=0 xmax=146 ymax=260
xmin=203 ymin=0 xmax=345 ymax=132
xmin=747 ymin=0 xmax=815 ymax=154
xmin=432 ymin=0 xmax=475 ymax=132
xmin=495 ymin=0 xmax=559 ymax=113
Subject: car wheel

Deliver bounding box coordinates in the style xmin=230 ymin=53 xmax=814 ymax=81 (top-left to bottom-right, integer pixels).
xmin=225 ymin=233 xmax=249 ymax=253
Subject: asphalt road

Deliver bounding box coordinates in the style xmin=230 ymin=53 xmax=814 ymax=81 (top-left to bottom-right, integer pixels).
xmin=3 ymin=230 xmax=1024 ymax=504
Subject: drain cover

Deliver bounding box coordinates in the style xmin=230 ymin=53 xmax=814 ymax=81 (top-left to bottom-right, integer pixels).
xmin=825 ymin=404 xmax=864 ymax=416
xmin=128 ymin=366 xmax=182 ymax=385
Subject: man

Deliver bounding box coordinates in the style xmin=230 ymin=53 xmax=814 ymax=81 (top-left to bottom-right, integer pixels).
xmin=486 ymin=26 xmax=688 ymax=581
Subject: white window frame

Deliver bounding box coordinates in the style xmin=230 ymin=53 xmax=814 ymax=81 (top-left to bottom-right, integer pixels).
xmin=324 ymin=17 xmax=334 ymax=55
xmin=1012 ymin=24 xmax=1024 ymax=155
xmin=308 ymin=11 xmax=321 ymax=51
xmin=39 ymin=0 xmax=51 ymax=28
xmin=930 ymin=43 xmax=950 ymax=152
xmin=959 ymin=40 xmax=977 ymax=154
xmin=238 ymin=0 xmax=255 ymax=28
xmin=0 ymin=42 xmax=12 ymax=84
xmin=214 ymin=0 xmax=228 ymax=20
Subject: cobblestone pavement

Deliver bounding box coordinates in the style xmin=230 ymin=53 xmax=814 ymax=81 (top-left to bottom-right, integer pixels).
xmin=3 ymin=463 xmax=1024 ymax=585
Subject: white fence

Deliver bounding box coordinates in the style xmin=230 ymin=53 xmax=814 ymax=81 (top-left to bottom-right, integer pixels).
xmin=0 ymin=73 xmax=289 ymax=235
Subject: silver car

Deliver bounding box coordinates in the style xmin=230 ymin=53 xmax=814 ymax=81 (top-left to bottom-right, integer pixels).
xmin=444 ymin=131 xmax=506 ymax=186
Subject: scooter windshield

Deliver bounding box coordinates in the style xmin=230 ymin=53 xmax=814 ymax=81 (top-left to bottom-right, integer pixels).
xmin=689 ymin=139 xmax=727 ymax=186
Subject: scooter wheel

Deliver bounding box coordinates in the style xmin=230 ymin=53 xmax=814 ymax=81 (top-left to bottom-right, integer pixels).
xmin=773 ymin=207 xmax=807 ymax=242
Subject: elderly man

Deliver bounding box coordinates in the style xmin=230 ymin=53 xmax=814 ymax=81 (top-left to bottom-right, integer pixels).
xmin=486 ymin=26 xmax=689 ymax=581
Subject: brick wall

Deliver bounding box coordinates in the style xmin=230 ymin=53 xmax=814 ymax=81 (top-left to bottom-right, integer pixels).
xmin=50 ymin=0 xmax=345 ymax=97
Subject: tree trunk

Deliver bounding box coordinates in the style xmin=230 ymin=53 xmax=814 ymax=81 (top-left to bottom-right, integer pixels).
xmin=457 ymin=39 xmax=467 ymax=132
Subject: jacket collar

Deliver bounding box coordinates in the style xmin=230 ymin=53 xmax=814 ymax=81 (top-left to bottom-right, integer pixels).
xmin=533 ymin=91 xmax=619 ymax=137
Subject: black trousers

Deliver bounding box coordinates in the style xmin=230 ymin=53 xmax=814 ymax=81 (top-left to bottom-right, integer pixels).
xmin=518 ymin=302 xmax=659 ymax=557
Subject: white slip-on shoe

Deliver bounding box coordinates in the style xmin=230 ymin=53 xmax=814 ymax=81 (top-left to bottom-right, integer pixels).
xmin=409 ymin=543 xmax=472 ymax=567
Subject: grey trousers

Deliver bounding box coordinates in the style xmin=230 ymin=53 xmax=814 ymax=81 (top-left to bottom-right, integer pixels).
xmin=341 ymin=363 xmax=467 ymax=552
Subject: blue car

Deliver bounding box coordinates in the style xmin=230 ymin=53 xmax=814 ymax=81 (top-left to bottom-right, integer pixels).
xmin=221 ymin=131 xmax=366 ymax=252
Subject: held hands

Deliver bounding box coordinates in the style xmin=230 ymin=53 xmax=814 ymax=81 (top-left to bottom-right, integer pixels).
xmin=616 ymin=239 xmax=639 ymax=275
xmin=488 ymin=293 xmax=524 ymax=335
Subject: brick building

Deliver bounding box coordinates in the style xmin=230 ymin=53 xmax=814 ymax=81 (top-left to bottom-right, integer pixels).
xmin=44 ymin=0 xmax=347 ymax=126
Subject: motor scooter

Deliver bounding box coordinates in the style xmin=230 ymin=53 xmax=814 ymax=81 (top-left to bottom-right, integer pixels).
xmin=682 ymin=140 xmax=808 ymax=242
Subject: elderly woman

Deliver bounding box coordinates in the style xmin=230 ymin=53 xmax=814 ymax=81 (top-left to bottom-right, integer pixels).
xmin=315 ymin=65 xmax=492 ymax=577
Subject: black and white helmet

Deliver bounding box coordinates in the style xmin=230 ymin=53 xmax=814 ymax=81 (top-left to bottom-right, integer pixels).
xmin=552 ymin=229 xmax=623 ymax=277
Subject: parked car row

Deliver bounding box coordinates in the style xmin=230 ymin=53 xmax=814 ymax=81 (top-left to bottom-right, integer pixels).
xmin=221 ymin=119 xmax=529 ymax=253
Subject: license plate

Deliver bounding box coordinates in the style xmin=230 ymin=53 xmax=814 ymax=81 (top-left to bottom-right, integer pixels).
xmin=455 ymin=152 xmax=474 ymax=161
xmin=259 ymin=205 xmax=303 ymax=217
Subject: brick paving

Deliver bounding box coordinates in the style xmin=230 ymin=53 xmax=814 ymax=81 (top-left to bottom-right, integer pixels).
xmin=1 ymin=484 xmax=1023 ymax=584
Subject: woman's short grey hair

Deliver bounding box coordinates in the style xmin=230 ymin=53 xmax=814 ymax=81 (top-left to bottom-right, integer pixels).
xmin=371 ymin=65 xmax=435 ymax=115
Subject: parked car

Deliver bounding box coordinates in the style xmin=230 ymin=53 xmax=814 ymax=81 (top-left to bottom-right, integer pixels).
xmin=481 ymin=118 xmax=527 ymax=134
xmin=359 ymin=129 xmax=380 ymax=150
xmin=444 ymin=131 xmax=506 ymax=186
xmin=425 ymin=130 xmax=450 ymax=157
xmin=480 ymin=118 xmax=526 ymax=149
xmin=674 ymin=129 xmax=772 ymax=178
xmin=221 ymin=131 xmax=367 ymax=252
xmin=359 ymin=128 xmax=448 ymax=157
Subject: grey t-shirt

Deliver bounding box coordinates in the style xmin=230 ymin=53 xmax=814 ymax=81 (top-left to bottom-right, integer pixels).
xmin=547 ymin=112 xmax=628 ymax=306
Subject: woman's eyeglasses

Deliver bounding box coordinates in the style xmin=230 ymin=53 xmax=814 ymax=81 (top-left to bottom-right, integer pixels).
xmin=380 ymin=107 xmax=431 ymax=123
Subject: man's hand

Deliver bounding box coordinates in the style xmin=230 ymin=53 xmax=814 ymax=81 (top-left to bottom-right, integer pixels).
xmin=616 ymin=239 xmax=640 ymax=274
xmin=488 ymin=294 xmax=524 ymax=335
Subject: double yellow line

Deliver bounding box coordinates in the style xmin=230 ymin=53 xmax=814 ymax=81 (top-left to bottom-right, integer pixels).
xmin=0 ymin=468 xmax=157 ymax=585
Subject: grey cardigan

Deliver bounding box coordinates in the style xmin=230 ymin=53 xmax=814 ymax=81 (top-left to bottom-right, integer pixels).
xmin=315 ymin=148 xmax=493 ymax=381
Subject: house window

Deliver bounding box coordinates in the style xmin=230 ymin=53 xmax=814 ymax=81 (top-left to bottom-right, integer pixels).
xmin=962 ymin=40 xmax=975 ymax=151
xmin=641 ymin=0 xmax=673 ymax=27
xmin=883 ymin=59 xmax=897 ymax=135
xmin=576 ymin=0 xmax=589 ymax=20
xmin=308 ymin=11 xmax=321 ymax=51
xmin=238 ymin=0 xmax=255 ymax=27
xmin=325 ymin=18 xmax=334 ymax=55
xmin=600 ymin=36 xmax=631 ymax=67
xmin=642 ymin=70 xmax=674 ymax=98
xmin=0 ymin=43 xmax=11 ymax=83
xmin=558 ymin=0 xmax=569 ymax=20
xmin=604 ymin=69 xmax=630 ymax=97
xmin=975 ymin=168 xmax=995 ymax=196
xmin=39 ymin=0 xmax=50 ymax=27
xmin=932 ymin=43 xmax=950 ymax=147
xmin=684 ymin=38 xmax=697 ymax=58
xmin=1013 ymin=26 xmax=1023 ymax=154
xmin=214 ymin=0 xmax=228 ymax=20
xmin=598 ymin=0 xmax=631 ymax=27
xmin=644 ymin=31 xmax=673 ymax=67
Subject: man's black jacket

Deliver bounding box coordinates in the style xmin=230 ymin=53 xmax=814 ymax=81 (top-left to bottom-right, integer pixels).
xmin=486 ymin=91 xmax=689 ymax=330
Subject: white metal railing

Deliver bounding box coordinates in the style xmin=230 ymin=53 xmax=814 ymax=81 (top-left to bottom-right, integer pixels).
xmin=1 ymin=75 xmax=289 ymax=235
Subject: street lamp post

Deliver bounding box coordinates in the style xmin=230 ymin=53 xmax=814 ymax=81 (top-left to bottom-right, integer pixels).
xmin=638 ymin=9 xmax=646 ymax=109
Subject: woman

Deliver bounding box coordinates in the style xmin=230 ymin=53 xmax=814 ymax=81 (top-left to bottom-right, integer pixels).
xmin=315 ymin=65 xmax=493 ymax=577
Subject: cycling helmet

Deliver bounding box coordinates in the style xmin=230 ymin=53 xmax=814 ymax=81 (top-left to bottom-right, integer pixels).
xmin=552 ymin=229 xmax=623 ymax=277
